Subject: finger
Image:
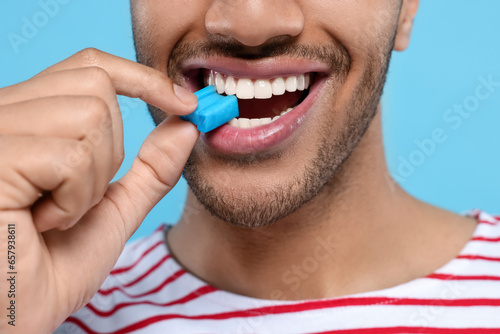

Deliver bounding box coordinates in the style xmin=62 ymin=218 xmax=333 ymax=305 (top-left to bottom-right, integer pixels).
xmin=0 ymin=96 xmax=111 ymax=139
xmin=103 ymin=116 xmax=200 ymax=238
xmin=0 ymin=96 xmax=116 ymax=199
xmin=40 ymin=48 xmax=198 ymax=114
xmin=48 ymin=117 xmax=199 ymax=279
xmin=0 ymin=68 xmax=123 ymax=171
xmin=0 ymin=136 xmax=99 ymax=232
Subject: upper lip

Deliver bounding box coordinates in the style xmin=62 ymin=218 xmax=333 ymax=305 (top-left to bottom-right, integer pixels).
xmin=181 ymin=56 xmax=331 ymax=81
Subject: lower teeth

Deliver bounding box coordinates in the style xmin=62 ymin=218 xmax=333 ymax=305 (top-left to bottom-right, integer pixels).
xmin=228 ymin=108 xmax=293 ymax=129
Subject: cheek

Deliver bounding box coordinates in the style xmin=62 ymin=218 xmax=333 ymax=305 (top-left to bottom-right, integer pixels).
xmin=302 ymin=1 xmax=399 ymax=57
xmin=301 ymin=1 xmax=399 ymax=117
xmin=131 ymin=0 xmax=210 ymax=72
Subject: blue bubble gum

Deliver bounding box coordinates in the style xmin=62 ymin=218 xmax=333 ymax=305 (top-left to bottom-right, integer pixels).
xmin=180 ymin=85 xmax=239 ymax=133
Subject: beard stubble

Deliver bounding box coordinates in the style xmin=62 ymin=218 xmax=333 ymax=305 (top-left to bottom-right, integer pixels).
xmin=137 ymin=36 xmax=395 ymax=229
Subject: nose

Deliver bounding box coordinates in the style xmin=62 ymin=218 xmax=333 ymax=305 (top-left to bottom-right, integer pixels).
xmin=205 ymin=0 xmax=305 ymax=47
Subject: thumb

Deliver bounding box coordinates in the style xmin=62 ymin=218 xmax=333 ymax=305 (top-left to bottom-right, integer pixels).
xmin=107 ymin=116 xmax=199 ymax=240
xmin=43 ymin=116 xmax=199 ymax=316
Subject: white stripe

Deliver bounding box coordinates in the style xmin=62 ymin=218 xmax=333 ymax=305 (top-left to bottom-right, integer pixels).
xmin=434 ymin=258 xmax=500 ymax=277
xmin=112 ymin=227 xmax=165 ymax=271
xmin=108 ymin=304 xmax=500 ymax=334
xmin=60 ymin=212 xmax=500 ymax=333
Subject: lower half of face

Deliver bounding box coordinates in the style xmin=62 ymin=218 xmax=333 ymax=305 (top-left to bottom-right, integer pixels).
xmin=133 ymin=1 xmax=400 ymax=228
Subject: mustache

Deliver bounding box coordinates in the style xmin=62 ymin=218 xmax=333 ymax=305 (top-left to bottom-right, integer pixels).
xmin=167 ymin=36 xmax=351 ymax=77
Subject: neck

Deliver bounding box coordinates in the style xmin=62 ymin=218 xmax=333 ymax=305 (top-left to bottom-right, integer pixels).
xmin=167 ymin=110 xmax=477 ymax=300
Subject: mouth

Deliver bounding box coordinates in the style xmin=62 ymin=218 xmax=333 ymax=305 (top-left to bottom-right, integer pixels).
xmin=182 ymin=59 xmax=329 ymax=155
xmin=204 ymin=70 xmax=312 ymax=128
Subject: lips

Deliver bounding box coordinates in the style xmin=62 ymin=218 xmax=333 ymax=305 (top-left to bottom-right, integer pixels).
xmin=181 ymin=58 xmax=329 ymax=155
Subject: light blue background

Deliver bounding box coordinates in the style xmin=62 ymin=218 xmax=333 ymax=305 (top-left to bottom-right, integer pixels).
xmin=1 ymin=1 xmax=499 ymax=241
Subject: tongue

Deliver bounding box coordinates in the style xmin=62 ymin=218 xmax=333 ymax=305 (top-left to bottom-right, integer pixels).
xmin=238 ymin=91 xmax=304 ymax=119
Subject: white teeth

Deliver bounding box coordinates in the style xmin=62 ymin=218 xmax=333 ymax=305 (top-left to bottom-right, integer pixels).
xmin=203 ymin=72 xmax=311 ymax=129
xmin=249 ymin=118 xmax=262 ymax=127
xmin=228 ymin=108 xmax=293 ymax=129
xmin=209 ymin=71 xmax=215 ymax=86
xmin=225 ymin=76 xmax=237 ymax=96
xmin=238 ymin=118 xmax=250 ymax=128
xmin=260 ymin=117 xmax=272 ymax=125
xmin=215 ymin=73 xmax=225 ymax=94
xmin=254 ymin=79 xmax=273 ymax=99
xmin=204 ymin=72 xmax=311 ymax=99
xmin=272 ymin=77 xmax=286 ymax=96
xmin=297 ymin=74 xmax=305 ymax=91
xmin=236 ymin=78 xmax=254 ymax=99
xmin=285 ymin=76 xmax=298 ymax=92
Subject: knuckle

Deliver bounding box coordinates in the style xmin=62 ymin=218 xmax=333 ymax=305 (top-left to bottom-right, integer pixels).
xmin=79 ymin=67 xmax=116 ymax=104
xmin=90 ymin=191 xmax=104 ymax=209
xmin=83 ymin=66 xmax=113 ymax=88
xmin=80 ymin=96 xmax=110 ymax=128
xmin=75 ymin=150 xmax=94 ymax=177
xmin=77 ymin=48 xmax=102 ymax=67
xmin=58 ymin=206 xmax=78 ymax=220
xmin=95 ymin=181 xmax=110 ymax=207
xmin=116 ymin=148 xmax=125 ymax=166
xmin=145 ymin=70 xmax=167 ymax=93
xmin=130 ymin=67 xmax=164 ymax=99
xmin=57 ymin=205 xmax=86 ymax=229
xmin=140 ymin=141 xmax=183 ymax=186
xmin=64 ymin=139 xmax=94 ymax=170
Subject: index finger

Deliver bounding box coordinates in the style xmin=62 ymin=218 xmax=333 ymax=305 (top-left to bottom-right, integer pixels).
xmin=37 ymin=48 xmax=198 ymax=115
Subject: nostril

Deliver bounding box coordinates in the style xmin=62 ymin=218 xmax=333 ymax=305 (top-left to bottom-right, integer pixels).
xmin=205 ymin=1 xmax=305 ymax=48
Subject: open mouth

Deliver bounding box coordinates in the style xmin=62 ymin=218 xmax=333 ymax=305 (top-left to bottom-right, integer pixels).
xmin=181 ymin=61 xmax=328 ymax=154
xmin=185 ymin=69 xmax=317 ymax=129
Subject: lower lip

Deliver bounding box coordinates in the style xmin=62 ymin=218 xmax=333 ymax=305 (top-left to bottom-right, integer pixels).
xmin=202 ymin=77 xmax=326 ymax=155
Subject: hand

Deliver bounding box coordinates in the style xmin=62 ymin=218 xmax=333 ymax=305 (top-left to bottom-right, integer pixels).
xmin=0 ymin=48 xmax=199 ymax=334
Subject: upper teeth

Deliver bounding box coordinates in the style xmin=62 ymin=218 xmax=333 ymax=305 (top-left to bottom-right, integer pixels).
xmin=206 ymin=71 xmax=311 ymax=99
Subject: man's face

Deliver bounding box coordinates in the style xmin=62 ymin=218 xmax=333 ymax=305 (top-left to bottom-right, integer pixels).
xmin=132 ymin=1 xmax=404 ymax=227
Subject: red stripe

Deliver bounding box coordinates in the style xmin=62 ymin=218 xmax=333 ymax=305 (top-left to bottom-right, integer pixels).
xmin=67 ymin=297 xmax=500 ymax=333
xmin=130 ymin=238 xmax=147 ymax=252
xmin=110 ymin=240 xmax=164 ymax=275
xmin=310 ymin=327 xmax=500 ymax=334
xmin=121 ymin=254 xmax=171 ymax=288
xmin=427 ymin=273 xmax=500 ymax=281
xmin=87 ymin=285 xmax=216 ymax=317
xmin=98 ymin=269 xmax=186 ymax=298
xmin=64 ymin=317 xmax=100 ymax=334
xmin=154 ymin=224 xmax=166 ymax=232
xmin=65 ymin=317 xmax=500 ymax=334
xmin=478 ymin=219 xmax=498 ymax=226
xmin=471 ymin=236 xmax=500 ymax=242
xmin=457 ymin=254 xmax=500 ymax=262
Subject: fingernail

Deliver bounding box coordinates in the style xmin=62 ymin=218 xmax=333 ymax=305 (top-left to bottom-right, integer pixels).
xmin=174 ymin=84 xmax=198 ymax=107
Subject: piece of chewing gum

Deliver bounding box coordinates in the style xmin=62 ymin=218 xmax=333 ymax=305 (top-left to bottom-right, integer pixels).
xmin=180 ymin=85 xmax=239 ymax=133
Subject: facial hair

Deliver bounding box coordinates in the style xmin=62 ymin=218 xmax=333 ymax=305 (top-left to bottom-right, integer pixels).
xmin=135 ymin=34 xmax=396 ymax=229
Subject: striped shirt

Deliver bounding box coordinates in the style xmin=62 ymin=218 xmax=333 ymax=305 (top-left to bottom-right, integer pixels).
xmin=57 ymin=210 xmax=500 ymax=334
